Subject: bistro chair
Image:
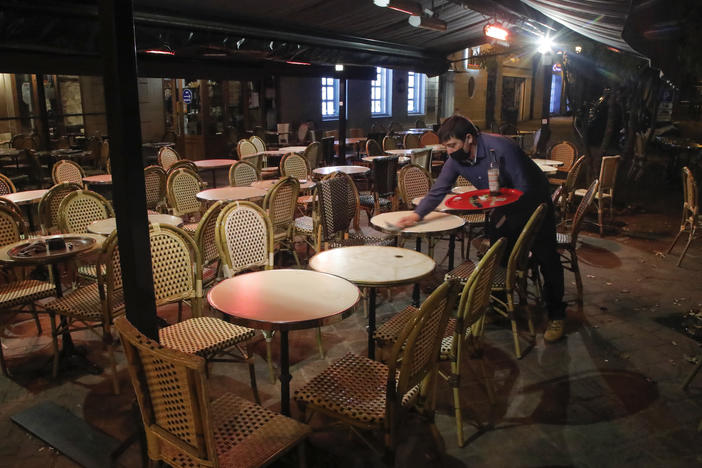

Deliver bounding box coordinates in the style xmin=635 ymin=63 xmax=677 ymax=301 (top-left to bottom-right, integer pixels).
xmin=546 ymin=141 xmax=578 ymax=184
xmin=166 ymin=159 xmax=198 ymax=176
xmin=320 ymin=136 xmax=335 ymax=166
xmin=403 ymin=133 xmax=420 ymax=149
xmin=242 ymin=152 xmax=264 ymax=174
xmin=555 ymin=155 xmax=586 ymax=225
xmin=99 ymin=140 xmax=110 ymax=173
xmin=165 ymin=168 xmax=206 ymax=233
xmin=374 ymin=239 xmax=506 ymax=447
xmin=0 ymin=172 xmax=16 ymax=195
xmin=667 ymin=166 xmax=700 ymax=266
xmin=151 ymin=224 xmax=262 ymax=403
xmin=263 ymin=176 xmax=301 ymax=266
xmin=57 ymin=189 xmax=114 ymax=234
xmin=445 ymin=204 xmax=547 ymax=359
xmin=37 ymin=182 xmax=83 ymax=235
xmin=559 ymin=180 xmax=599 ymax=304
xmin=277 ymin=123 xmax=291 ymax=145
xmin=237 ymin=139 xmax=258 ymax=159
xmin=302 ymin=141 xmax=322 ymax=170
xmin=52 ymin=159 xmax=85 ymax=187
xmin=0 ymin=206 xmax=55 ymax=376
xmin=249 ymin=135 xmax=266 ymax=153
xmin=0 ymin=198 xmax=25 ymax=233
xmin=382 ymin=135 xmax=397 ymax=151
xmin=280 ymin=152 xmax=310 ymax=180
xmin=294 ymin=278 xmax=460 ymax=461
xmin=397 ymin=163 xmax=432 ymax=209
xmin=360 ymin=156 xmax=398 ymax=218
xmin=143 ymin=165 xmax=167 ymax=213
xmin=228 ymin=160 xmax=260 ymax=187
xmin=410 ymin=149 xmax=432 ymax=172
xmin=115 ymin=316 xmax=310 ymax=468
xmin=420 ymin=131 xmax=439 ymax=147
xmin=193 ymin=201 xmax=225 ymax=288
xmin=157 ymin=146 xmax=181 ymax=171
xmin=573 ymin=155 xmax=620 ymax=236
xmin=366 ymin=139 xmax=384 ymax=157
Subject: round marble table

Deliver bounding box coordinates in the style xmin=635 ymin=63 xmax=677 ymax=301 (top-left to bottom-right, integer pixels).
xmin=278 ymin=146 xmax=307 ymax=153
xmin=87 ymin=214 xmax=183 ymax=235
xmin=531 ymin=158 xmax=564 ymax=166
xmin=196 ymin=186 xmax=267 ymax=202
xmin=385 ymin=148 xmax=426 ymax=156
xmin=425 ymin=144 xmax=447 ymax=152
xmin=362 ymin=155 xmax=409 ymax=165
xmin=412 ymin=194 xmax=454 ymax=212
xmin=208 ymin=269 xmax=360 ymax=416
xmin=250 ymin=178 xmax=315 ymax=191
xmin=194 ymin=159 xmax=237 ymax=187
xmin=1 ymin=189 xmax=49 ymax=230
xmin=309 ymin=246 xmax=435 ymax=359
xmin=312 ymin=165 xmax=370 ymax=177
xmin=537 ymin=164 xmax=558 ymax=174
xmin=83 ymin=174 xmax=112 ymax=186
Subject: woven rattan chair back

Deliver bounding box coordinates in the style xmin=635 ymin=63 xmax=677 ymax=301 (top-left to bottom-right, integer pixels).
xmin=228 ymin=160 xmax=260 ymax=187
xmin=57 ymin=189 xmax=114 ymax=234
xmin=316 ymin=172 xmax=357 ymax=241
xmin=143 ymin=165 xmax=167 ymax=211
xmin=410 ymin=149 xmax=431 ymax=171
xmin=548 ymin=141 xmax=578 ymax=171
xmin=158 ymin=146 xmax=181 ymax=171
xmin=167 ymin=160 xmax=198 ymax=176
xmin=302 ymin=141 xmax=321 ymax=170
xmin=263 ymin=176 xmax=300 ymax=237
xmin=505 ymin=203 xmax=547 ymax=290
xmin=280 ymin=152 xmax=310 ymax=180
xmin=0 ymin=198 xmax=24 ymax=229
xmin=683 ymin=167 xmax=698 ymax=217
xmin=571 ymin=179 xmax=599 ymax=242
xmin=37 ymin=182 xmax=83 ymax=235
xmin=166 ymin=168 xmax=204 ymax=217
xmin=599 ymin=155 xmax=620 ymax=196
xmin=241 ymin=153 xmax=263 ymax=173
xmin=392 ymin=279 xmax=460 ymax=401
xmin=249 ymin=135 xmax=266 ymax=153
xmin=420 ymin=131 xmax=439 ymax=146
xmin=101 ymin=231 xmax=123 ymax=301
xmin=100 ymin=140 xmax=110 ymax=170
xmin=372 ymin=157 xmax=399 ymax=196
xmin=237 ymin=139 xmax=257 ymax=159
xmin=382 ymin=136 xmax=397 ymax=151
xmin=366 ymin=139 xmax=384 ymax=156
xmin=194 ymin=201 xmax=225 ymax=269
xmin=403 ymin=133 xmax=420 ymax=149
xmin=52 ymin=159 xmax=85 ymax=187
xmin=0 ymin=173 xmax=16 ymax=195
xmin=114 ymin=316 xmax=218 ymax=465
xmin=0 ymin=205 xmax=25 ymax=246
xmin=564 ymin=155 xmax=586 ymax=193
xmin=149 ymin=224 xmax=202 ymax=308
xmin=215 ymin=201 xmax=274 ymax=278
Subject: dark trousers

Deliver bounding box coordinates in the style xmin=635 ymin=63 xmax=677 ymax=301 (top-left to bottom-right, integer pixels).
xmin=488 ymin=205 xmax=566 ymax=320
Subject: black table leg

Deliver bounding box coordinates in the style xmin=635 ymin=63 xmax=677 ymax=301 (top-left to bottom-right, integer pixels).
xmin=448 ymin=234 xmax=456 ymax=271
xmin=211 ymin=170 xmax=217 ymax=188
xmin=279 ymin=330 xmax=291 ymax=416
xmin=368 ymin=288 xmax=377 ymax=360
xmin=413 ymin=237 xmax=422 ymax=307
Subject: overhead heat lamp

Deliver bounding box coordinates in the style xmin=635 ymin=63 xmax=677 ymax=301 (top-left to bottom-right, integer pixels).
xmin=484 ymin=23 xmax=509 ymax=41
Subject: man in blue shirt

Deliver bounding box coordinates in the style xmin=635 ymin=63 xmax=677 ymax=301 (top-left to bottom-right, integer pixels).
xmin=398 ymin=116 xmax=566 ymax=342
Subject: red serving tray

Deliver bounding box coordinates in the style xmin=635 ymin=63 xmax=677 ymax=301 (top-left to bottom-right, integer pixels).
xmin=445 ymin=188 xmax=523 ymax=211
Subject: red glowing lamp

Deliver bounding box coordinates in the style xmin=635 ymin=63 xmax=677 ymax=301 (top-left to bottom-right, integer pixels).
xmin=484 ymin=24 xmax=509 ymax=41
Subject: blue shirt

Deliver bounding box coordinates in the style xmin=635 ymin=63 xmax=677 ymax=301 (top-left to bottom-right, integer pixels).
xmin=415 ymin=133 xmax=552 ymax=222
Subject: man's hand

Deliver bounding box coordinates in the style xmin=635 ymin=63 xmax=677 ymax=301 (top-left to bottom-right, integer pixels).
xmin=395 ymin=212 xmax=421 ymax=228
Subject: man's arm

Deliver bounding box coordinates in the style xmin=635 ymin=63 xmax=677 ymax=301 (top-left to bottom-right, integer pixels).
xmin=414 ymin=159 xmax=458 ymax=218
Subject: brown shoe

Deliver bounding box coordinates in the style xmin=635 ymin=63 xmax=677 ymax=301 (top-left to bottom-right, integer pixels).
xmin=544 ymin=320 xmax=565 ymax=342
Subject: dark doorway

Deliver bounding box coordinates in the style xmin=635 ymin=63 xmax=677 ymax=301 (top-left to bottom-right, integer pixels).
xmin=501 ymin=76 xmax=526 ymax=126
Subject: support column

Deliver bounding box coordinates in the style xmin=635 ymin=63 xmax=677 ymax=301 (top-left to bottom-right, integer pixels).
xmin=35 ymin=75 xmax=51 ymax=150
xmin=99 ymin=0 xmax=158 ymax=340
xmin=337 ymin=78 xmax=347 ymax=162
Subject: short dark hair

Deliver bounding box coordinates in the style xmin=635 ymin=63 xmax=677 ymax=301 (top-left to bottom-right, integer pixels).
xmin=438 ymin=116 xmax=480 ymax=143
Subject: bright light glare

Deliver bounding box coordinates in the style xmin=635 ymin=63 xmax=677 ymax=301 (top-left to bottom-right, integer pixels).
xmin=575 ymin=45 xmax=582 ymax=53
xmin=537 ymin=36 xmax=553 ymax=54
xmin=373 ymin=0 xmax=390 ymax=5
xmin=484 ymin=24 xmax=509 ymax=41
xmin=335 ymin=64 xmax=344 ymax=71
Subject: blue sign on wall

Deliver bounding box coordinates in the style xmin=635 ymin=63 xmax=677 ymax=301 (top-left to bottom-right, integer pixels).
xmin=182 ymin=88 xmax=193 ymax=104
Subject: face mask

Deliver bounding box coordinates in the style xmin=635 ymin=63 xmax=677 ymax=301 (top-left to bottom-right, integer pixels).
xmin=451 ymin=148 xmax=475 ymax=166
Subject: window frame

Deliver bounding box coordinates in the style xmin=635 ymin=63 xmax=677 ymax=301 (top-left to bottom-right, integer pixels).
xmin=321 ymin=77 xmax=340 ymax=120
xmin=370 ymin=67 xmax=392 ymax=117
xmin=407 ymin=72 xmax=426 ymax=115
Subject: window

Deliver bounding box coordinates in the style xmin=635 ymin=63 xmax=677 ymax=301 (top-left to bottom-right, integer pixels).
xmin=407 ymin=72 xmax=426 ymax=114
xmin=371 ymin=67 xmax=392 ymax=116
xmin=321 ymin=77 xmax=339 ymax=119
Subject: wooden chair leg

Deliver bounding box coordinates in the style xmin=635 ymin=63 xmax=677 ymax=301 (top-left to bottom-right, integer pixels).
xmin=49 ymin=313 xmax=60 ymax=378
xmin=571 ymin=247 xmax=584 ymax=304
xmin=316 ymin=327 xmax=324 ymax=359
xmin=681 ymin=357 xmax=701 ymax=390
xmin=247 ymin=355 xmax=261 ymax=404
xmin=507 ymin=293 xmax=522 ymax=359
xmin=31 ymin=303 xmax=42 ymax=335
xmin=451 ymin=351 xmax=465 ymax=447
xmin=667 ymin=227 xmax=685 ymax=254
xmin=598 ymin=202 xmax=604 ymax=237
xmin=0 ymin=335 xmax=8 ymax=376
xmin=677 ymin=225 xmax=696 ymax=267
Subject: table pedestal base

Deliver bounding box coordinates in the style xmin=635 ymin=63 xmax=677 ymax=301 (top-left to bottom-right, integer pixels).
xmin=279 ymin=330 xmax=291 ymax=416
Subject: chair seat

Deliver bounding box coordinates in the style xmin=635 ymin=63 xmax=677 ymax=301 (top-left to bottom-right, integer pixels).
xmin=159 ymin=317 xmax=256 ymax=356
xmin=556 ymin=231 xmax=571 ymax=247
xmin=46 ymin=283 xmax=125 ymax=321
xmin=439 ymin=318 xmax=475 ymax=356
xmin=348 ymin=228 xmax=394 ymax=246
xmin=359 ymin=194 xmax=391 ymax=208
xmin=373 ymin=305 xmax=418 ymax=346
xmin=0 ymin=280 xmax=55 ymax=308
xmin=491 ymin=266 xmax=507 ymax=288
xmin=461 ymin=213 xmax=486 ymax=224
xmin=161 ymin=392 xmax=310 ymax=468
xmin=293 ymin=352 xmax=418 ymax=425
xmin=294 ymin=216 xmax=313 ymax=234
xmin=78 ymin=264 xmax=98 ymax=281
xmin=444 ymin=261 xmax=476 ymax=283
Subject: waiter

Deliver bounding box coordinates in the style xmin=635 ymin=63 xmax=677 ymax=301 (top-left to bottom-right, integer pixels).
xmin=397 ymin=116 xmax=566 ymax=342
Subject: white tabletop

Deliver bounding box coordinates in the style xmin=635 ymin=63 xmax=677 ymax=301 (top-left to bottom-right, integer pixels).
xmin=532 ymin=158 xmax=564 ymax=166
xmin=425 ymin=144 xmax=446 ymax=152
xmin=309 ymin=246 xmax=435 ymax=288
xmin=196 ymin=186 xmax=267 ymax=202
xmin=87 ymin=214 xmax=184 ymax=235
xmin=385 ymin=148 xmax=426 ymax=155
xmin=208 ymin=269 xmax=360 ymax=331
xmin=537 ymin=164 xmax=558 ymax=174
xmin=83 ymin=174 xmax=112 ymax=185
xmin=250 ymin=178 xmax=315 ymax=190
xmin=279 ymin=146 xmax=308 ymax=153
xmin=371 ymin=210 xmax=465 ymax=235
xmin=313 ymin=165 xmax=370 ymax=176
xmin=194 ymin=159 xmax=237 ymax=169
xmin=451 ymin=184 xmax=478 ymax=194
xmin=1 ymin=189 xmax=48 ymax=205
xmin=362 ymin=155 xmax=409 ymax=165
xmin=412 ymin=194 xmax=454 ymax=211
